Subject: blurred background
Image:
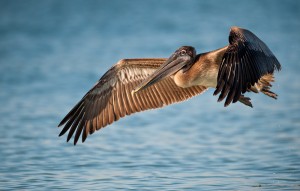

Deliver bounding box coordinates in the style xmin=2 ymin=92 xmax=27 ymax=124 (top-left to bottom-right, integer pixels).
xmin=0 ymin=0 xmax=299 ymax=190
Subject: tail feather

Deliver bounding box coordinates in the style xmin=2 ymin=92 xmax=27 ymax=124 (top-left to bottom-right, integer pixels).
xmin=237 ymin=73 xmax=277 ymax=107
xmin=250 ymin=74 xmax=277 ymax=99
xmin=261 ymin=87 xmax=277 ymax=99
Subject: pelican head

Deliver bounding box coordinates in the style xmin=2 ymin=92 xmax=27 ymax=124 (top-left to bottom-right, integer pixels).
xmin=132 ymin=46 xmax=196 ymax=94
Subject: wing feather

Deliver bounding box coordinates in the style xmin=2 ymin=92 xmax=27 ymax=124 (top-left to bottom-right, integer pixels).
xmin=59 ymin=59 xmax=208 ymax=144
xmin=214 ymin=27 xmax=281 ymax=106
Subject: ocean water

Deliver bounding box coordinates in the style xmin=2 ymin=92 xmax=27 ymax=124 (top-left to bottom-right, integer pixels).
xmin=0 ymin=0 xmax=299 ymax=190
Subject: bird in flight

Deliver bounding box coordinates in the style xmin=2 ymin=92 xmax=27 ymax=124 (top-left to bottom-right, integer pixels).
xmin=58 ymin=26 xmax=281 ymax=145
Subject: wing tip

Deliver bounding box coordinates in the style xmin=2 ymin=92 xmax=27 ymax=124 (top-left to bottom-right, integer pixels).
xmin=58 ymin=120 xmax=64 ymax=127
xmin=58 ymin=131 xmax=64 ymax=137
xmin=58 ymin=116 xmax=68 ymax=127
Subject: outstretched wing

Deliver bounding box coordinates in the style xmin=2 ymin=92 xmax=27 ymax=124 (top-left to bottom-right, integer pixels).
xmin=58 ymin=59 xmax=208 ymax=144
xmin=214 ymin=26 xmax=281 ymax=106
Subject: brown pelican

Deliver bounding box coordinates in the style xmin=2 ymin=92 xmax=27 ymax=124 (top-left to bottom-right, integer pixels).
xmin=58 ymin=26 xmax=281 ymax=145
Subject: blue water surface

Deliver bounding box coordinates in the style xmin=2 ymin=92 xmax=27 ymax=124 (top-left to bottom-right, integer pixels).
xmin=0 ymin=0 xmax=299 ymax=190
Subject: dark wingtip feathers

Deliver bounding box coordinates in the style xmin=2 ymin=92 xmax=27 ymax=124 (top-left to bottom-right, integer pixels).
xmin=214 ymin=27 xmax=281 ymax=107
xmin=238 ymin=95 xmax=253 ymax=108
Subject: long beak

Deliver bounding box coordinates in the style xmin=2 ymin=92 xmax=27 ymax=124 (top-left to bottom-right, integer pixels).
xmin=132 ymin=55 xmax=189 ymax=94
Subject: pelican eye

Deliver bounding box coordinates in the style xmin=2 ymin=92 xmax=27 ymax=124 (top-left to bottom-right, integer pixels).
xmin=180 ymin=49 xmax=187 ymax=56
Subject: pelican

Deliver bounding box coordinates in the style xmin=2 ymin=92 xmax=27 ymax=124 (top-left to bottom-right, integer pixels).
xmin=58 ymin=26 xmax=281 ymax=145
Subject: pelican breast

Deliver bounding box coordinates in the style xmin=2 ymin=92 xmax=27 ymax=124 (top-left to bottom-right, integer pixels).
xmin=174 ymin=48 xmax=226 ymax=88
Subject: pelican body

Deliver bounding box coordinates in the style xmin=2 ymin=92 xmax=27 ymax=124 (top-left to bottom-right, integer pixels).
xmin=58 ymin=27 xmax=281 ymax=144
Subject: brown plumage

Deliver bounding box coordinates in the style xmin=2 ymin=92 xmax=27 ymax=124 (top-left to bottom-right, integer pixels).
xmin=58 ymin=59 xmax=208 ymax=144
xmin=58 ymin=26 xmax=281 ymax=144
